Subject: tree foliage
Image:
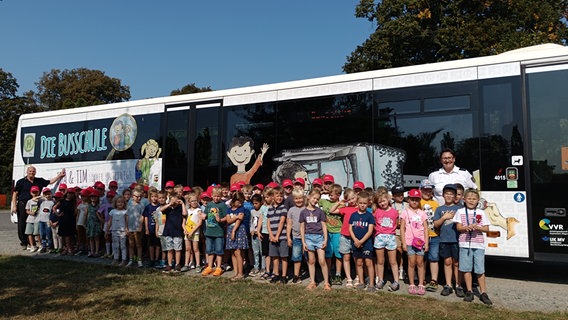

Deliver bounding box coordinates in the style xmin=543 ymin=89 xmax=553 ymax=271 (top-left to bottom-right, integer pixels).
xmin=35 ymin=68 xmax=131 ymax=110
xmin=170 ymin=83 xmax=213 ymax=96
xmin=344 ymin=0 xmax=568 ymax=72
xmin=0 ymin=69 xmax=44 ymax=194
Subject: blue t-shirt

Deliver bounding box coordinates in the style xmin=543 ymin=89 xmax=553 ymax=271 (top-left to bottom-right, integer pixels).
xmin=162 ymin=205 xmax=184 ymax=238
xmin=434 ymin=204 xmax=461 ymax=243
xmin=267 ymin=203 xmax=287 ymax=241
xmin=143 ymin=203 xmax=160 ymax=234
xmin=243 ymin=201 xmax=253 ymax=232
xmin=299 ymin=207 xmax=327 ymax=235
xmin=349 ymin=211 xmax=375 ymax=241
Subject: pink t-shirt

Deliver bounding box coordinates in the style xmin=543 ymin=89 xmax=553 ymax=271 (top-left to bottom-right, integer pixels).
xmin=339 ymin=205 xmax=357 ymax=237
xmin=401 ymin=208 xmax=428 ymax=245
xmin=374 ymin=207 xmax=398 ymax=236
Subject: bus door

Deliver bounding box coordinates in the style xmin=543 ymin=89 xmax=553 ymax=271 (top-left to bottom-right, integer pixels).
xmin=163 ymin=100 xmax=222 ymax=187
xmin=525 ymin=64 xmax=568 ymax=261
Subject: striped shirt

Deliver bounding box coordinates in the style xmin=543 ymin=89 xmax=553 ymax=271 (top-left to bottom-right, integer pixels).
xmin=267 ymin=203 xmax=287 ymax=241
xmin=453 ymin=207 xmax=488 ymax=249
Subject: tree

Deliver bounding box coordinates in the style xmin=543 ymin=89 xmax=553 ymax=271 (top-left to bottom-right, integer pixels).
xmin=170 ymin=83 xmax=212 ymax=96
xmin=34 ymin=68 xmax=130 ymax=110
xmin=344 ymin=0 xmax=568 ymax=73
xmin=0 ymin=69 xmax=44 ymax=194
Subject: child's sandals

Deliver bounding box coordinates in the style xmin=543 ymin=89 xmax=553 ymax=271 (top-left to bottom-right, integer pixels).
xmin=323 ymin=283 xmax=332 ymax=291
xmin=306 ymin=282 xmax=317 ymax=290
xmin=260 ymin=272 xmax=270 ymax=280
xmin=230 ymin=275 xmax=244 ymax=281
xmin=346 ymin=279 xmax=354 ymax=288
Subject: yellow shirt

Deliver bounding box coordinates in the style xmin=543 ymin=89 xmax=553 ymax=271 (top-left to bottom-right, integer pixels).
xmin=420 ymin=199 xmax=439 ymax=237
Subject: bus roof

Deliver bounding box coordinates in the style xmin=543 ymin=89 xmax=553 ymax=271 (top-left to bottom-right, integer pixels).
xmin=19 ymin=43 xmax=568 ymax=121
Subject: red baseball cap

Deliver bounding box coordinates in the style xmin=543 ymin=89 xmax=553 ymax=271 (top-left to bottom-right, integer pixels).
xmin=230 ymin=184 xmax=241 ymax=192
xmin=107 ymin=190 xmax=117 ymax=197
xmin=58 ymin=184 xmax=67 ymax=191
xmin=30 ymin=186 xmax=40 ymax=193
xmin=323 ymin=174 xmax=335 ymax=183
xmin=129 ymin=182 xmax=137 ymax=189
xmin=200 ymin=192 xmax=211 ymax=199
xmin=109 ymin=180 xmax=118 ymax=188
xmin=282 ymin=179 xmax=293 ymax=188
xmin=54 ymin=191 xmax=64 ymax=198
xmin=312 ymin=178 xmax=323 ymax=186
xmin=293 ymin=178 xmax=305 ymax=186
xmin=182 ymin=186 xmax=192 ymax=193
xmin=266 ymin=182 xmax=279 ymax=188
xmin=81 ymin=188 xmax=92 ymax=197
xmin=42 ymin=187 xmax=51 ymax=194
xmin=165 ymin=181 xmax=175 ymax=188
xmin=253 ymin=183 xmax=264 ymax=191
xmin=408 ymin=188 xmax=421 ymax=198
xmin=353 ymin=181 xmax=365 ymax=190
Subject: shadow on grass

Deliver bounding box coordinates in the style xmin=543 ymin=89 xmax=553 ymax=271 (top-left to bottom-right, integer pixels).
xmin=0 ymin=255 xmax=164 ymax=318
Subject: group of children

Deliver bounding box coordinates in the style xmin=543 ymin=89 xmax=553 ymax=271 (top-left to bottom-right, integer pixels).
xmin=22 ymin=175 xmax=493 ymax=305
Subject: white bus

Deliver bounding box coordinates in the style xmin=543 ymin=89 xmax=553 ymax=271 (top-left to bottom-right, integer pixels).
xmin=13 ymin=43 xmax=568 ymax=262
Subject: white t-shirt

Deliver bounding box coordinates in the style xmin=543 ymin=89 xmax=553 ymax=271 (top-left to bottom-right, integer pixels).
xmin=37 ymin=199 xmax=55 ymax=223
xmin=25 ymin=199 xmax=39 ymax=223
xmin=109 ymin=209 xmax=127 ymax=232
xmin=76 ymin=202 xmax=88 ymax=226
xmin=452 ymin=207 xmax=488 ymax=249
xmin=187 ymin=207 xmax=202 ymax=236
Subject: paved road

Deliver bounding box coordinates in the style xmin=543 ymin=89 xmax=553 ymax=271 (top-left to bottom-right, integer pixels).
xmin=0 ymin=210 xmax=566 ymax=313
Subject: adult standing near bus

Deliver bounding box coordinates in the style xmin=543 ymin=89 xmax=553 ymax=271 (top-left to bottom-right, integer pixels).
xmin=428 ymin=149 xmax=477 ymax=205
xmin=11 ymin=166 xmax=66 ymax=249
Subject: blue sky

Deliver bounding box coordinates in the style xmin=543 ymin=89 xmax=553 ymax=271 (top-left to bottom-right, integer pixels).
xmin=0 ymin=1 xmax=373 ymax=100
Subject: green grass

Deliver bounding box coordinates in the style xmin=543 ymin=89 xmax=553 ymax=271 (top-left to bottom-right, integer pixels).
xmin=0 ymin=255 xmax=565 ymax=320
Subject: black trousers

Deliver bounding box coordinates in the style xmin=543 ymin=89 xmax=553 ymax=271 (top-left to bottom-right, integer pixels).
xmin=17 ymin=201 xmax=28 ymax=246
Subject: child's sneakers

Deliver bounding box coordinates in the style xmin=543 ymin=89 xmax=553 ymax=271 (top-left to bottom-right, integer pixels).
xmin=212 ymin=267 xmax=223 ymax=276
xmin=291 ymin=276 xmax=302 ymax=284
xmin=388 ymin=281 xmax=400 ymax=292
xmin=441 ymin=285 xmax=453 ymax=296
xmin=408 ymin=285 xmax=417 ymax=295
xmin=463 ymin=291 xmax=474 ymax=302
xmin=137 ymin=260 xmax=144 ymax=268
xmin=480 ymin=292 xmax=493 ymax=305
xmin=126 ymin=260 xmax=134 ymax=267
xmin=425 ymin=280 xmax=438 ymax=292
xmin=455 ymin=286 xmax=465 ymax=297
xmin=201 ymin=266 xmax=214 ymax=276
xmin=376 ymin=280 xmax=386 ymax=290
xmin=417 ymin=285 xmax=426 ymax=295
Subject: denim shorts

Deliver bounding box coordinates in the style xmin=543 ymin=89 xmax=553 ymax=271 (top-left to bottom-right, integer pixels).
xmin=406 ymin=245 xmax=425 ymax=256
xmin=427 ymin=236 xmax=440 ymax=262
xmin=325 ymin=232 xmax=342 ymax=259
xmin=339 ymin=235 xmax=352 ymax=255
xmin=373 ymin=234 xmax=397 ymax=251
xmin=164 ymin=236 xmax=183 ymax=251
xmin=459 ymin=247 xmax=485 ymax=274
xmin=290 ymin=238 xmax=303 ymax=262
xmin=206 ymin=236 xmax=225 ymax=255
xmin=304 ymin=233 xmax=325 ymax=251
xmin=25 ymin=222 xmax=39 ymax=235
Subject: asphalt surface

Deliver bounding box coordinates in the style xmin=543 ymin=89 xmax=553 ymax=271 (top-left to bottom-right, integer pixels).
xmin=0 ymin=210 xmax=566 ymax=313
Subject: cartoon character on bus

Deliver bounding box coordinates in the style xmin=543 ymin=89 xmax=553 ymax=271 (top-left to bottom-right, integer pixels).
xmin=227 ymin=136 xmax=269 ymax=185
xmin=137 ymin=139 xmax=162 ymax=188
